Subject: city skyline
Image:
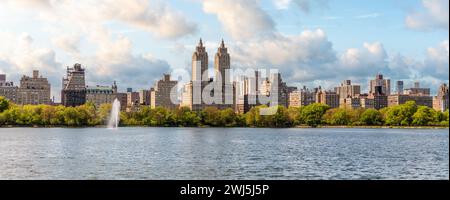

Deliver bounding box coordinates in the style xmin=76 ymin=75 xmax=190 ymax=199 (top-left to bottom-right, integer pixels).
xmin=0 ymin=0 xmax=448 ymax=101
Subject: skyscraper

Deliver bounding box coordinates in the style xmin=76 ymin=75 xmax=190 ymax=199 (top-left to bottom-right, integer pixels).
xmin=369 ymin=74 xmax=391 ymax=96
xmin=396 ymin=81 xmax=404 ymax=95
xmin=214 ymin=39 xmax=234 ymax=109
xmin=192 ymin=38 xmax=208 ymax=83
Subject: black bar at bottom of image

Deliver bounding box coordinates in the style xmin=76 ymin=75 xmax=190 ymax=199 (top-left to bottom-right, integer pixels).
xmin=0 ymin=180 xmax=448 ymax=199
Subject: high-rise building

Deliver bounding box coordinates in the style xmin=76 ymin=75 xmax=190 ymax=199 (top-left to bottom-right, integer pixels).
xmin=1 ymin=71 xmax=52 ymax=105
xmin=127 ymin=90 xmax=140 ymax=107
xmin=404 ymin=81 xmax=430 ymax=96
xmin=139 ymin=89 xmax=151 ymax=106
xmin=61 ymin=63 xmax=86 ymax=107
xmin=335 ymin=80 xmax=361 ymax=99
xmin=235 ymin=71 xmax=262 ymax=114
xmin=433 ymin=83 xmax=449 ymax=112
xmin=151 ymin=74 xmax=178 ymax=110
xmin=316 ymin=87 xmax=339 ymax=108
xmin=182 ymin=39 xmax=210 ymax=111
xmin=396 ymin=81 xmax=404 ymax=95
xmin=16 ymin=70 xmax=51 ymax=105
xmin=192 ymin=39 xmax=208 ymax=83
xmin=288 ymin=86 xmax=316 ymax=108
xmin=369 ymin=74 xmax=391 ymax=96
xmin=214 ymin=40 xmax=234 ymax=110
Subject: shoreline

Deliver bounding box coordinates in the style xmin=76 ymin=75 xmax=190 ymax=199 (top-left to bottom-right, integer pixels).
xmin=1 ymin=125 xmax=448 ymax=129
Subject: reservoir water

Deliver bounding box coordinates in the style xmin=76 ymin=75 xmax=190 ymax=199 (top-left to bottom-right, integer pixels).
xmin=0 ymin=128 xmax=448 ymax=180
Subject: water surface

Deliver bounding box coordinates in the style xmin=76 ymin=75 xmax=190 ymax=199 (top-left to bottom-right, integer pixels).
xmin=0 ymin=128 xmax=448 ymax=180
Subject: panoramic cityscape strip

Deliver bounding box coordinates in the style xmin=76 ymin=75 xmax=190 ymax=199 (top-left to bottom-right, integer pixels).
xmin=0 ymin=39 xmax=448 ymax=127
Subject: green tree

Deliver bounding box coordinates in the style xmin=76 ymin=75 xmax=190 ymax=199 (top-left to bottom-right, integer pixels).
xmin=385 ymin=101 xmax=417 ymax=126
xmin=175 ymin=107 xmax=200 ymax=127
xmin=299 ymin=103 xmax=330 ymax=127
xmin=0 ymin=96 xmax=10 ymax=113
xmin=412 ymin=106 xmax=435 ymax=126
xmin=324 ymin=108 xmax=351 ymax=125
xmin=201 ymin=107 xmax=222 ymax=126
xmin=359 ymin=109 xmax=384 ymax=125
xmin=442 ymin=109 xmax=449 ymax=126
xmin=220 ymin=108 xmax=239 ymax=127
xmin=287 ymin=107 xmax=300 ymax=126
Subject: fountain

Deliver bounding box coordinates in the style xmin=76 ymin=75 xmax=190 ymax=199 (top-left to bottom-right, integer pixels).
xmin=107 ymin=98 xmax=121 ymax=129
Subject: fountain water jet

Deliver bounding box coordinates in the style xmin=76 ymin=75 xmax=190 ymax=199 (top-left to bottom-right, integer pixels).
xmin=107 ymin=98 xmax=121 ymax=129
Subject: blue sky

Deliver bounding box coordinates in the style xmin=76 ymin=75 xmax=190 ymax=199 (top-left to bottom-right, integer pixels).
xmin=0 ymin=0 xmax=448 ymax=101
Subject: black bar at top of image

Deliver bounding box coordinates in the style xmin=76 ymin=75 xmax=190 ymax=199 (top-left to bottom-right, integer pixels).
xmin=0 ymin=180 xmax=448 ymax=199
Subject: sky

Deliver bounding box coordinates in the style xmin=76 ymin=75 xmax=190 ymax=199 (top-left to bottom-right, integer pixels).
xmin=0 ymin=0 xmax=448 ymax=102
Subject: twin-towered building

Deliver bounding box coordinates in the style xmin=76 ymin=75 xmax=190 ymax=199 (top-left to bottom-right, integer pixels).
xmin=181 ymin=39 xmax=236 ymax=111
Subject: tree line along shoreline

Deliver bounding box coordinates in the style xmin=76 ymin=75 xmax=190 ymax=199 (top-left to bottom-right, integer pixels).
xmin=1 ymin=96 xmax=449 ymax=128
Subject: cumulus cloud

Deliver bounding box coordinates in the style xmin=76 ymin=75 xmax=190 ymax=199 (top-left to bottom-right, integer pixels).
xmin=203 ymin=0 xmax=275 ymax=40
xmin=4 ymin=0 xmax=197 ymax=39
xmin=81 ymin=27 xmax=171 ymax=89
xmin=339 ymin=42 xmax=389 ymax=76
xmin=406 ymin=0 xmax=449 ymax=31
xmin=423 ymin=40 xmax=449 ymax=79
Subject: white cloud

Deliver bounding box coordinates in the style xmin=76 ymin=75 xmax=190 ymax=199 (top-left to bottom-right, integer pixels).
xmin=273 ymin=0 xmax=292 ymax=9
xmin=51 ymin=34 xmax=81 ymax=55
xmin=3 ymin=0 xmax=197 ymax=39
xmin=273 ymin=0 xmax=329 ymax=13
xmin=340 ymin=42 xmax=388 ymax=73
xmin=406 ymin=0 xmax=449 ymax=31
xmin=423 ymin=40 xmax=449 ymax=79
xmin=203 ymin=0 xmax=275 ymax=40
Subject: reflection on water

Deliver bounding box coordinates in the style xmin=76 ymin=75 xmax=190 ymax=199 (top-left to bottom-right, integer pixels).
xmin=0 ymin=128 xmax=448 ymax=180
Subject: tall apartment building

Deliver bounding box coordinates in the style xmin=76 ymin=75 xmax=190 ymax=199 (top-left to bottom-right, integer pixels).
xmin=235 ymin=71 xmax=262 ymax=114
xmin=61 ymin=63 xmax=86 ymax=107
xmin=315 ymin=87 xmax=339 ymax=108
xmin=214 ymin=39 xmax=235 ymax=110
xmin=335 ymin=80 xmax=361 ymax=99
xmin=151 ymin=74 xmax=178 ymax=110
xmin=139 ymin=89 xmax=151 ymax=106
xmin=288 ymin=86 xmax=316 ymax=108
xmin=182 ymin=39 xmax=235 ymax=111
xmin=0 ymin=71 xmax=51 ymax=105
xmin=182 ymin=39 xmax=209 ymax=111
xmin=126 ymin=89 xmax=140 ymax=107
xmin=433 ymin=83 xmax=449 ymax=112
xmin=369 ymin=74 xmax=391 ymax=96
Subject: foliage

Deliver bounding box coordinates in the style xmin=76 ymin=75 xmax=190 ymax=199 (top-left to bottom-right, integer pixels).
xmin=359 ymin=109 xmax=384 ymax=126
xmin=0 ymin=100 xmax=448 ymax=128
xmin=384 ymin=101 xmax=417 ymax=126
xmin=298 ymin=103 xmax=330 ymax=127
xmin=0 ymin=96 xmax=9 ymax=113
